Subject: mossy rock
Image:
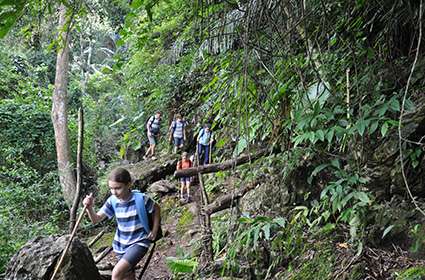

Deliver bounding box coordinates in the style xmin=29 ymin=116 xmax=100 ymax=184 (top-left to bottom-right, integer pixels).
xmin=290 ymin=245 xmax=335 ymax=280
xmin=396 ymin=266 xmax=425 ymax=280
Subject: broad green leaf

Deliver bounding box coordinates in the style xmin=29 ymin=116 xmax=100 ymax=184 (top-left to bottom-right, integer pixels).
xmin=369 ymin=120 xmax=379 ymax=134
xmin=331 ymin=159 xmax=340 ymax=169
xmin=166 ymin=257 xmax=198 ymax=273
xmin=356 ymin=118 xmax=366 ymax=136
xmin=263 ymin=223 xmax=271 ymax=240
xmin=310 ymin=163 xmax=328 ymax=178
xmin=326 ymin=129 xmax=334 ymax=143
xmin=109 ymin=116 xmax=126 ymax=127
xmin=382 ymin=225 xmax=394 ymax=239
xmin=273 ymin=217 xmax=286 ymax=228
xmin=316 ymin=130 xmax=325 ymax=141
xmin=354 ymin=192 xmax=370 ymax=204
xmin=389 ymin=97 xmax=400 ymax=112
xmin=381 ymin=122 xmax=389 ymax=137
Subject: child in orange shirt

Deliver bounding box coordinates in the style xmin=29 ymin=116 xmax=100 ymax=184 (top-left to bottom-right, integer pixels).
xmin=176 ymin=152 xmax=192 ymax=201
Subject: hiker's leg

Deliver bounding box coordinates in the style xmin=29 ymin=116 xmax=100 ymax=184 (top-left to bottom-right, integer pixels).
xmin=112 ymin=259 xmax=132 ymax=280
xmin=197 ymin=143 xmax=202 ymax=163
xmin=203 ymin=145 xmax=209 ymax=165
xmin=113 ymin=245 xmax=148 ymax=280
xmin=144 ymin=145 xmax=151 ymax=157
xmin=186 ymin=181 xmax=190 ymax=197
xmin=147 ymin=134 xmax=156 ymax=156
xmin=149 ymin=144 xmax=155 ymax=157
xmin=180 ymin=180 xmax=185 ymax=198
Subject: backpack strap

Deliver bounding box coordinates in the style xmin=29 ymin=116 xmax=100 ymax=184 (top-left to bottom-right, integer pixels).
xmin=147 ymin=116 xmax=154 ymax=131
xmin=133 ymin=191 xmax=151 ymax=233
xmin=109 ymin=191 xmax=151 ymax=233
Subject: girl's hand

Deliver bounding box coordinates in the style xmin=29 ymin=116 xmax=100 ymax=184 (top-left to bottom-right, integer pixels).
xmin=147 ymin=230 xmax=157 ymax=241
xmin=83 ymin=193 xmax=94 ymax=207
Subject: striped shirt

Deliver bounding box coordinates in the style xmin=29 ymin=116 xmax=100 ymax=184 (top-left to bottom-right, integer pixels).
xmin=148 ymin=116 xmax=161 ymax=134
xmin=171 ymin=120 xmax=185 ymax=138
xmin=99 ymin=193 xmax=154 ymax=254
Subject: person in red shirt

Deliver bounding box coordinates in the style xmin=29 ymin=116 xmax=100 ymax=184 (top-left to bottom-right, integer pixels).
xmin=177 ymin=152 xmax=192 ymax=201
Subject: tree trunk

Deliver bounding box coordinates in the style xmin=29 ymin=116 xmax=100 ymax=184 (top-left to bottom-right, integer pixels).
xmin=174 ymin=148 xmax=269 ymax=177
xmin=52 ymin=4 xmax=76 ymax=207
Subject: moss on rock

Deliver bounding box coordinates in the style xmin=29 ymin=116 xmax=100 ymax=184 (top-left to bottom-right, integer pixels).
xmin=396 ymin=266 xmax=425 ymax=280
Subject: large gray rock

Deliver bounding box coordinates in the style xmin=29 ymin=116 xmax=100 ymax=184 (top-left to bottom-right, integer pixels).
xmin=148 ymin=179 xmax=177 ymax=194
xmin=5 ymin=235 xmax=102 ymax=280
xmin=122 ymin=154 xmax=179 ymax=191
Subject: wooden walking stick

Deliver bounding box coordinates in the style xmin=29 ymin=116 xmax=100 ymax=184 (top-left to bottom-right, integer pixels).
xmin=49 ymin=205 xmax=87 ymax=280
xmin=208 ymin=143 xmax=212 ymax=164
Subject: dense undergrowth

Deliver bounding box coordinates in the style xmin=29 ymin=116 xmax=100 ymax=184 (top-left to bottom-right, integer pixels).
xmin=1 ymin=0 xmax=425 ymax=278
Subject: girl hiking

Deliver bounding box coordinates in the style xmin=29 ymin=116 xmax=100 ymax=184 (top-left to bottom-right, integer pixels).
xmin=197 ymin=124 xmax=213 ymax=165
xmin=83 ymin=167 xmax=161 ymax=280
xmin=168 ymin=113 xmax=186 ymax=154
xmin=176 ymin=152 xmax=192 ymax=201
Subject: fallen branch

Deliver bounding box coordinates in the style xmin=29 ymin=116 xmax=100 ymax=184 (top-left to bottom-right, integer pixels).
xmin=175 ymin=149 xmax=269 ymax=178
xmin=88 ymin=229 xmax=106 ymax=248
xmin=94 ymin=246 xmax=113 ymax=264
xmin=203 ymin=176 xmax=264 ymax=215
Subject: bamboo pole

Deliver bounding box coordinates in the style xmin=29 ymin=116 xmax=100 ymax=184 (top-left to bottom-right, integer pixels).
xmin=69 ymin=107 xmax=84 ymax=231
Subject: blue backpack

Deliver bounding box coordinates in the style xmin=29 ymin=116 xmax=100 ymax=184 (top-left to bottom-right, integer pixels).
xmin=109 ymin=190 xmax=162 ymax=241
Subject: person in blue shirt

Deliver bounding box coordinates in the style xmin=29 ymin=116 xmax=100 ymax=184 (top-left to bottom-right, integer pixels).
xmin=197 ymin=124 xmax=213 ymax=165
xmin=83 ymin=168 xmax=160 ymax=280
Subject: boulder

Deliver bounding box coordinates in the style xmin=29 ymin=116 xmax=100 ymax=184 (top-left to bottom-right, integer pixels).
xmin=148 ymin=180 xmax=177 ymax=194
xmin=5 ymin=235 xmax=101 ymax=280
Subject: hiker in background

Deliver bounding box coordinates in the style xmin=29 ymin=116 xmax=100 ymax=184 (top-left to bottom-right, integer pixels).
xmin=168 ymin=113 xmax=186 ymax=154
xmin=197 ymin=124 xmax=213 ymax=165
xmin=83 ymin=167 xmax=161 ymax=280
xmin=144 ymin=111 xmax=161 ymax=160
xmin=176 ymin=152 xmax=192 ymax=201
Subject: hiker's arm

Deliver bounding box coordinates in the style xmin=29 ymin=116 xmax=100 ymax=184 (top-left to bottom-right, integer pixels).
xmin=83 ymin=194 xmax=106 ymax=224
xmin=87 ymin=207 xmax=106 ymax=224
xmin=150 ymin=204 xmax=161 ymax=240
xmin=183 ymin=125 xmax=186 ymax=140
xmin=146 ymin=120 xmax=152 ymax=136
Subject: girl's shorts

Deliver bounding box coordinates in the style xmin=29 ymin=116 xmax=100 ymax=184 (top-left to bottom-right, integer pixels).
xmin=116 ymin=244 xmax=148 ymax=268
xmin=174 ymin=137 xmax=184 ymax=146
xmin=180 ymin=177 xmax=191 ymax=183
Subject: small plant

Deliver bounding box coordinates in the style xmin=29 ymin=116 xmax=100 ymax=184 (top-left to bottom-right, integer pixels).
xmin=410 ymin=224 xmax=425 ymax=254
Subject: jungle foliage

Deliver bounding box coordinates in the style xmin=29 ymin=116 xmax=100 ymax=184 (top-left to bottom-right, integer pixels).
xmin=0 ymin=0 xmax=425 ymax=277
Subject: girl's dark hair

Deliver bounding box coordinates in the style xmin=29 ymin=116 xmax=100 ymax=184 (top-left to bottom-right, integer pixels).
xmin=108 ymin=168 xmax=132 ymax=184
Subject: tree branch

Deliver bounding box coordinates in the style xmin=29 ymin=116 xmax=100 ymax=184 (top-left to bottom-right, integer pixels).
xmin=174 ymin=148 xmax=269 ymax=177
xmin=203 ymin=176 xmax=264 ymax=215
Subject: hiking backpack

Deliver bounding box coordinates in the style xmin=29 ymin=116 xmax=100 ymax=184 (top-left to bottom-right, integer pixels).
xmin=109 ymin=190 xmax=163 ymax=242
